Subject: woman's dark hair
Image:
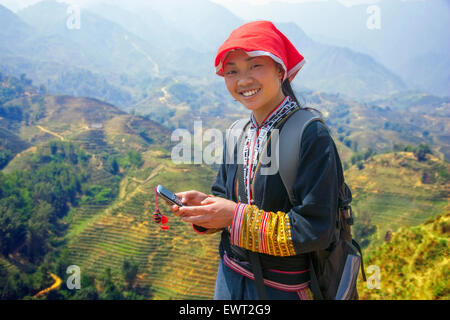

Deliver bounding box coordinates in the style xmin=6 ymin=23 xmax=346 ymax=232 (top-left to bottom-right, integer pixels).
xmin=281 ymin=79 xmax=322 ymax=117
xmin=281 ymin=78 xmax=301 ymax=106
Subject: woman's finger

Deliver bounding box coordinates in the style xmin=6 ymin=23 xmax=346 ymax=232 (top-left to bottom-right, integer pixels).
xmin=170 ymin=204 xmax=180 ymax=215
xmin=176 ymin=190 xmax=197 ymax=198
xmin=181 ymin=214 xmax=211 ymax=226
xmin=174 ymin=191 xmax=186 ymax=198
xmin=178 ymin=205 xmax=211 ymax=217
xmin=175 ymin=191 xmax=197 ymax=205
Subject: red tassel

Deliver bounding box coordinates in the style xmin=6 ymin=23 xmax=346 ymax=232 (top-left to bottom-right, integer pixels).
xmin=160 ymin=215 xmax=169 ymax=225
xmin=160 ymin=225 xmax=170 ymax=230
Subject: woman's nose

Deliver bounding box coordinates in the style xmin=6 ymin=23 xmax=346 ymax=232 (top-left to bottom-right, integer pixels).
xmin=236 ymin=74 xmax=254 ymax=87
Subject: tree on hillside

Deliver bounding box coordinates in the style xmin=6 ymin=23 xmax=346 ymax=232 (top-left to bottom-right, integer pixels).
xmin=122 ymin=258 xmax=139 ymax=290
xmin=0 ymin=204 xmax=26 ymax=255
xmin=353 ymin=210 xmax=377 ymax=248
xmin=127 ymin=150 xmax=143 ymax=168
xmin=414 ymin=143 xmax=432 ymax=162
xmin=23 ymin=201 xmax=53 ymax=263
xmin=393 ymin=143 xmax=432 ymax=162
xmin=99 ymin=267 xmax=123 ymax=300
xmin=0 ymin=149 xmax=12 ymax=170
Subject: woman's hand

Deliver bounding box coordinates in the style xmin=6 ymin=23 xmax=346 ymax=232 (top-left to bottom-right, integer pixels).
xmin=176 ymin=196 xmax=237 ymax=229
xmin=167 ymin=190 xmax=209 ymax=214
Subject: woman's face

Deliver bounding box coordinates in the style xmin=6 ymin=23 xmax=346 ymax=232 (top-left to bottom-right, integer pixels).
xmin=223 ymin=50 xmax=285 ymax=122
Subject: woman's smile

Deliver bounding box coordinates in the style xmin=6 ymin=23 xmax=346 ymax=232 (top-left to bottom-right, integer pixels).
xmin=223 ymin=50 xmax=285 ymax=124
xmin=240 ymin=87 xmax=261 ymax=98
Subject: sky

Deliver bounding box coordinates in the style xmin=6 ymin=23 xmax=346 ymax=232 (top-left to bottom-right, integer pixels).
xmin=0 ymin=0 xmax=419 ymax=13
xmin=212 ymin=0 xmax=382 ymax=7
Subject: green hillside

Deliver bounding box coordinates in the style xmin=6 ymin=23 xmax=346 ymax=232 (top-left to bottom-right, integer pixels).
xmin=0 ymin=73 xmax=221 ymax=299
xmin=304 ymin=90 xmax=450 ymax=161
xmin=1 ymin=72 xmax=448 ymax=300
xmin=64 ymin=150 xmax=220 ymax=299
xmin=347 ymin=150 xmax=449 ymax=300
xmin=346 ymin=151 xmax=449 ymax=250
xmin=357 ymin=210 xmax=449 ymax=300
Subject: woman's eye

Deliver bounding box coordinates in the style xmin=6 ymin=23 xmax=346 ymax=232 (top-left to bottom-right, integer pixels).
xmin=251 ymin=64 xmax=262 ymax=69
xmin=225 ymin=70 xmax=237 ymax=75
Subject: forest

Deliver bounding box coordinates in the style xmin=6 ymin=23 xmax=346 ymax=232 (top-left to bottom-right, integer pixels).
xmin=0 ymin=140 xmax=145 ymax=299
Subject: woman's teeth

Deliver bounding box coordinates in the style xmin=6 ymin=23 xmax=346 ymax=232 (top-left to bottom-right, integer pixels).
xmin=241 ymin=88 xmax=260 ymax=97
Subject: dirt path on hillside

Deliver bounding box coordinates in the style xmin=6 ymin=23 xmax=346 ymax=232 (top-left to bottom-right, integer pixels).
xmin=130 ymin=164 xmax=164 ymax=185
xmin=36 ymin=125 xmax=65 ymax=141
xmin=33 ymin=273 xmax=62 ymax=298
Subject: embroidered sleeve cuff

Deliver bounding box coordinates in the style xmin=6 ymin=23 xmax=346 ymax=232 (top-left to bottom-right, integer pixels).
xmin=229 ymin=204 xmax=297 ymax=257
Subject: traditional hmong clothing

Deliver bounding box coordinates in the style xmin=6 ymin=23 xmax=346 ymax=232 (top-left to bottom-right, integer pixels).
xmin=197 ymin=20 xmax=344 ymax=300
xmin=197 ymin=95 xmax=343 ymax=300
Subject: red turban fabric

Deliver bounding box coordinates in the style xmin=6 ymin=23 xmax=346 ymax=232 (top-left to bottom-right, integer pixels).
xmin=214 ymin=21 xmax=306 ymax=82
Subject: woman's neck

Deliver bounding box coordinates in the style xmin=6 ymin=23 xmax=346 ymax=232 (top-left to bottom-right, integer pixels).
xmin=252 ymin=93 xmax=287 ymax=127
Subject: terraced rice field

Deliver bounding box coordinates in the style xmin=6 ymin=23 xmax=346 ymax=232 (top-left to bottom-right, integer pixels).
xmin=66 ymin=180 xmax=221 ymax=299
xmin=64 ymin=133 xmax=221 ymax=299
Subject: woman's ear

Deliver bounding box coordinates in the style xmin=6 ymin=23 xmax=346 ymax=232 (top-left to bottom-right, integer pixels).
xmin=277 ymin=64 xmax=285 ymax=82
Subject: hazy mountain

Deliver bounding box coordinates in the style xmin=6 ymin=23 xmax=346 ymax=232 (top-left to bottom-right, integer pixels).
xmin=102 ymin=1 xmax=411 ymax=99
xmin=143 ymin=0 xmax=243 ymax=52
xmin=0 ymin=0 xmax=443 ymax=106
xmin=86 ymin=1 xmax=217 ymax=78
xmin=17 ymin=1 xmax=162 ymax=76
xmin=0 ymin=1 xmax=167 ymax=106
xmin=0 ymin=4 xmax=34 ymax=53
xmin=86 ymin=0 xmax=246 ymax=77
xmin=88 ymin=2 xmax=205 ymax=52
xmin=399 ymin=51 xmax=450 ymax=97
xmin=219 ymin=0 xmax=450 ymax=96
xmin=278 ymin=22 xmax=407 ymax=99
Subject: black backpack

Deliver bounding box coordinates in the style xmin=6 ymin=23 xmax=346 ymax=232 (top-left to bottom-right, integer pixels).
xmin=227 ymin=108 xmax=366 ymax=300
xmin=309 ymin=182 xmax=367 ymax=300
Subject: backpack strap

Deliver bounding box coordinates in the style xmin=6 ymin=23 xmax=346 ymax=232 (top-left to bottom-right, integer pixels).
xmin=309 ymin=252 xmax=324 ymax=300
xmin=277 ymin=109 xmax=329 ymax=300
xmin=225 ymin=111 xmax=326 ymax=205
xmin=351 ymin=239 xmax=367 ymax=281
xmin=278 ymin=109 xmax=326 ymax=206
xmin=225 ymin=118 xmax=250 ymax=166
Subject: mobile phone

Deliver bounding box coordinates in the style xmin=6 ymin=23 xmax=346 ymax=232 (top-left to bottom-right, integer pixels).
xmin=156 ymin=184 xmax=184 ymax=207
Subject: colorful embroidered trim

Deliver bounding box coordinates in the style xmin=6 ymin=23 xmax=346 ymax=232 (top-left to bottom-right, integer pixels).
xmin=231 ymin=203 xmax=297 ymax=257
xmin=242 ymin=96 xmax=299 ymax=203
xmin=223 ymin=253 xmax=310 ymax=292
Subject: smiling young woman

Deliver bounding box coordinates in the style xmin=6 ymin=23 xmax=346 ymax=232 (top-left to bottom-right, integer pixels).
xmin=222 ymin=51 xmax=285 ymax=126
xmin=170 ymin=21 xmax=343 ymax=301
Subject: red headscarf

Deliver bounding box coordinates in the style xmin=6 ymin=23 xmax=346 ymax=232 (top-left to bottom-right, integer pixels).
xmin=214 ymin=21 xmax=306 ymax=82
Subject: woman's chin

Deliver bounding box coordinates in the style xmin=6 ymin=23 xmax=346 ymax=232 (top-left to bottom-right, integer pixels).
xmin=239 ymin=100 xmax=262 ymax=111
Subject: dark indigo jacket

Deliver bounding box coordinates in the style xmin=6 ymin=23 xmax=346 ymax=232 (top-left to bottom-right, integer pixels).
xmin=211 ymin=120 xmax=344 ymax=257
